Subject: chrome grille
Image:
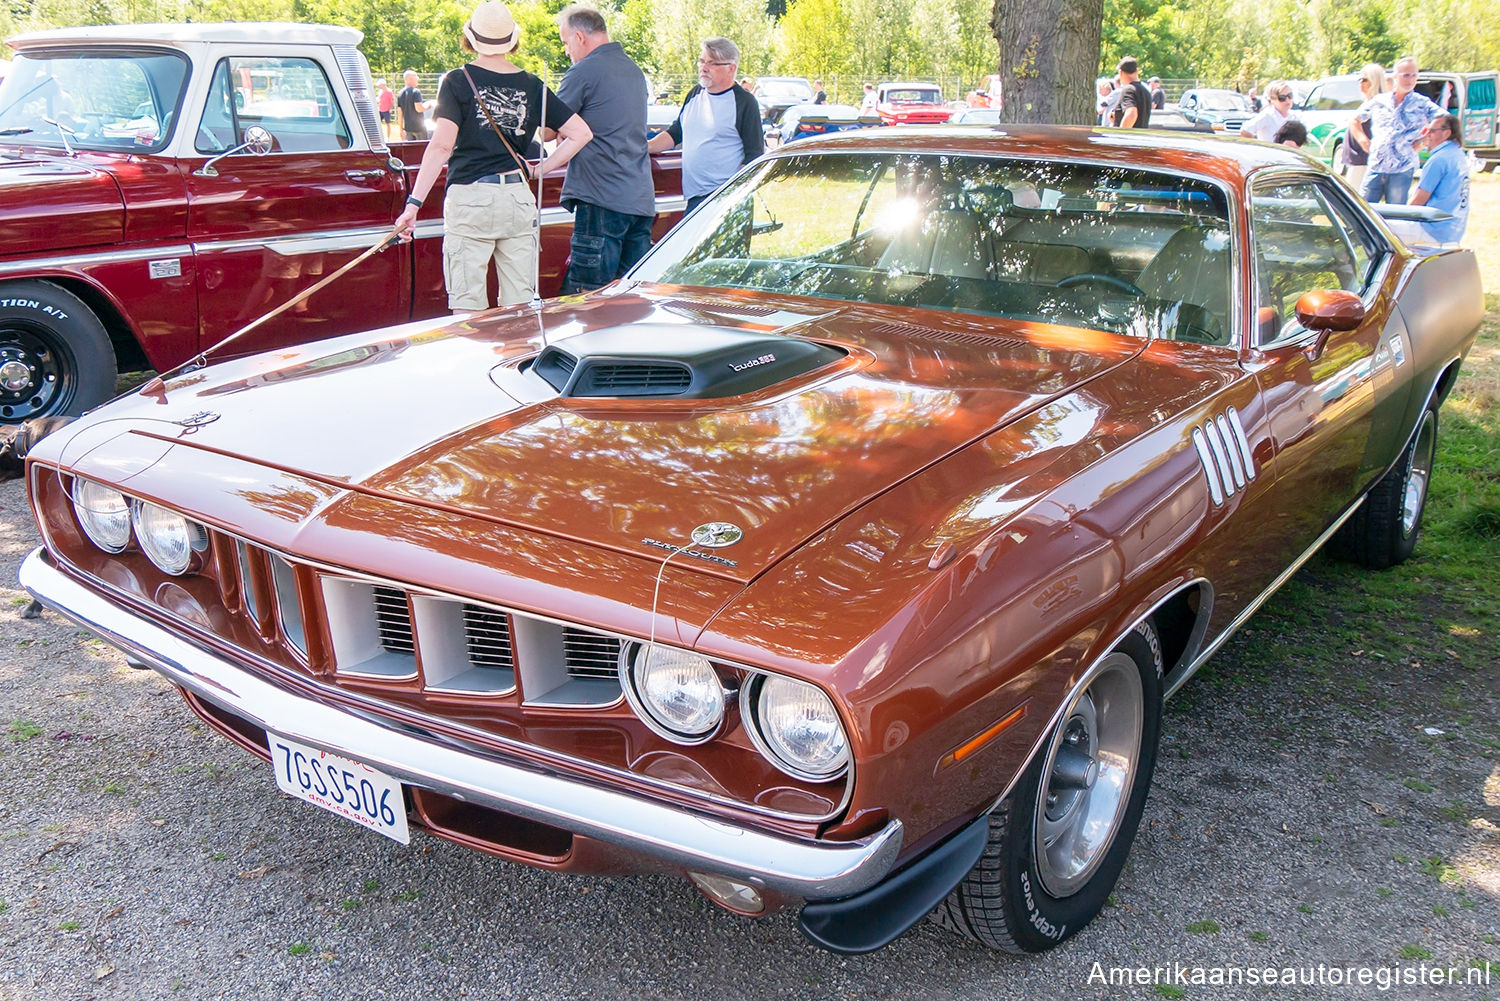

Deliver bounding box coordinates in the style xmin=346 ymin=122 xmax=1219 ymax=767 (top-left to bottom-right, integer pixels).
xmin=463 ymin=604 xmax=515 ymax=670
xmin=564 ymin=628 xmax=623 ymax=680
xmin=372 ymin=586 xmax=415 ymax=653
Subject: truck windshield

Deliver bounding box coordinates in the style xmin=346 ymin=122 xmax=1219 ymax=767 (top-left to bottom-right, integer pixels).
xmin=0 ymin=49 xmax=190 ymax=153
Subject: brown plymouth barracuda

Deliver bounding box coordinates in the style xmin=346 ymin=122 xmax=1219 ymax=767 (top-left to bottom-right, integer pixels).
xmin=18 ymin=128 xmax=1482 ymax=954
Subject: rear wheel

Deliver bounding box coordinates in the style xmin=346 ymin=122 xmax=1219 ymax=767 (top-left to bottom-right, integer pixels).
xmin=0 ymin=280 xmax=117 ymax=423
xmin=930 ymin=621 xmax=1163 ymax=951
xmin=1338 ymin=407 xmax=1437 ymax=569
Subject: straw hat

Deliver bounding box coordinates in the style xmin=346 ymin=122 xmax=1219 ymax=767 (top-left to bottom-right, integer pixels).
xmin=464 ymin=1 xmax=520 ymax=56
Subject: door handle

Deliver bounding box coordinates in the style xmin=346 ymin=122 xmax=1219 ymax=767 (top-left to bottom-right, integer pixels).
xmin=344 ymin=169 xmax=386 ymax=183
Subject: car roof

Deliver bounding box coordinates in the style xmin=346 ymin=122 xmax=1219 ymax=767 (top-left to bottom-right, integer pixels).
xmin=8 ymin=21 xmax=362 ymax=48
xmin=773 ymin=124 xmax=1312 ymax=182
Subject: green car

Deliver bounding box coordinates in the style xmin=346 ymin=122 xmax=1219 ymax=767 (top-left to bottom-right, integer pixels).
xmin=1298 ymin=70 xmax=1498 ymax=174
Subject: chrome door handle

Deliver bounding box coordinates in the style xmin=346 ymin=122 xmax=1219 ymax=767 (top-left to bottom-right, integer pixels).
xmin=344 ymin=169 xmax=386 ymax=182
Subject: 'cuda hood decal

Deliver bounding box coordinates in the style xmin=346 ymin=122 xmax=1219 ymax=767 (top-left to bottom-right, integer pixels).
xmin=85 ymin=293 xmax=1144 ymax=581
xmin=0 ymin=157 xmax=124 ymax=253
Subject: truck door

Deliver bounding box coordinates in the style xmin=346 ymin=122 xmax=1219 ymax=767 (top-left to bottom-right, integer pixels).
xmin=184 ymin=53 xmax=404 ymax=356
xmin=1461 ymin=72 xmax=1497 ymax=150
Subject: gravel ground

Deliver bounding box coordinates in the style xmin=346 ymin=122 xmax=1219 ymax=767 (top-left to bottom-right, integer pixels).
xmin=1 ymin=473 xmax=1496 ymax=1001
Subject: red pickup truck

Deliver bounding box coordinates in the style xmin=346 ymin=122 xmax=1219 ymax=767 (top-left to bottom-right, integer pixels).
xmin=0 ymin=22 xmax=684 ymax=423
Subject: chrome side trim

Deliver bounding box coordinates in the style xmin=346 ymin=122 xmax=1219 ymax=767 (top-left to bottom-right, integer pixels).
xmin=1164 ymin=499 xmax=1364 ymax=699
xmin=1203 ymin=419 xmax=1234 ymax=492
xmin=193 ymin=227 xmax=395 ymax=258
xmin=20 ymin=548 xmax=902 ymax=899
xmin=1192 ymin=428 xmax=1225 ymax=505
xmin=0 ymin=244 xmax=195 ymax=278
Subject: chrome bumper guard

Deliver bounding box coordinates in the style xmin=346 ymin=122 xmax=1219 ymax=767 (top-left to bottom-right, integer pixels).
xmin=21 ymin=548 xmax=903 ymax=898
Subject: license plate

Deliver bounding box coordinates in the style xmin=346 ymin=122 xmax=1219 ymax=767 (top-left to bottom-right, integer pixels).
xmin=268 ymin=733 xmax=411 ymax=845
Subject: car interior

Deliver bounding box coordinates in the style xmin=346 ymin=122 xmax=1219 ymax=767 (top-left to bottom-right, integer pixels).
xmin=652 ymin=153 xmax=1235 ymax=345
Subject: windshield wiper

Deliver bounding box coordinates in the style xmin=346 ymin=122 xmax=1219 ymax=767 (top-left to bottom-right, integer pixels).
xmin=42 ymin=117 xmax=78 ymax=156
xmin=0 ymin=127 xmax=35 ymax=136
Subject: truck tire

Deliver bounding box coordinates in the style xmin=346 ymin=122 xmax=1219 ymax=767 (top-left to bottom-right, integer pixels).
xmin=0 ymin=280 xmax=117 ymax=423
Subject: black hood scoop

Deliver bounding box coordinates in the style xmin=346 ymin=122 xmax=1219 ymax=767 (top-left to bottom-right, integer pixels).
xmin=529 ymin=323 xmax=846 ymax=399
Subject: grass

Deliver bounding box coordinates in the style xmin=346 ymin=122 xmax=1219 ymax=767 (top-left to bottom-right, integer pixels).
xmin=7 ymin=720 xmax=42 ymax=742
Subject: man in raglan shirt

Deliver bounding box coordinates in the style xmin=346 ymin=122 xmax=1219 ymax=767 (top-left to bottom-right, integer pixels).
xmin=647 ymin=37 xmax=763 ymax=213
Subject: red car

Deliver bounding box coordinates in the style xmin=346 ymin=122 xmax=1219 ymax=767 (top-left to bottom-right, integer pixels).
xmin=875 ymin=82 xmax=953 ymax=125
xmin=20 ymin=127 xmax=1481 ymax=954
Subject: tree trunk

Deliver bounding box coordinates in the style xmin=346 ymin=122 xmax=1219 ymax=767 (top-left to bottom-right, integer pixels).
xmin=992 ymin=0 xmax=1103 ymax=125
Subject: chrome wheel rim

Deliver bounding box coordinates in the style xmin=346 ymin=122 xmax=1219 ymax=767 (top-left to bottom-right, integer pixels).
xmin=1034 ymin=651 xmax=1143 ymax=898
xmin=1401 ymin=411 xmax=1436 ymax=539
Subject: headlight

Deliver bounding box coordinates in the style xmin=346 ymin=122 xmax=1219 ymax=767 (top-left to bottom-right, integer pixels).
xmin=620 ymin=644 xmax=725 ymax=743
xmin=131 ymin=501 xmax=208 ymax=576
xmin=748 ymin=675 xmax=849 ymax=781
xmin=71 ymin=479 xmax=132 ymax=553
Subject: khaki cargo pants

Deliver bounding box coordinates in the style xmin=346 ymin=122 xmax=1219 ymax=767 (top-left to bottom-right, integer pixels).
xmin=442 ymin=180 xmax=538 ymax=311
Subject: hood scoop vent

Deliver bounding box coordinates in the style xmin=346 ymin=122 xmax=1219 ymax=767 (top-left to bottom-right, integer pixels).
xmin=528 ymin=323 xmax=845 ymax=399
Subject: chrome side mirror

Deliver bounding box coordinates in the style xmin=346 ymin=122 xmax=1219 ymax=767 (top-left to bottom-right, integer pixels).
xmin=193 ymin=125 xmax=274 ymax=178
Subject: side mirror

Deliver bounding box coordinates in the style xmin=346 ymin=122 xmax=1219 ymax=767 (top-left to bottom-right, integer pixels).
xmin=193 ymin=125 xmax=274 ymax=178
xmin=1294 ymin=289 xmax=1365 ymax=361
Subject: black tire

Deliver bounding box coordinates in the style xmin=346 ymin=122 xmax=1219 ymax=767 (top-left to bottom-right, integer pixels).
xmin=1338 ymin=407 xmax=1437 ymax=570
xmin=930 ymin=621 xmax=1163 ymax=952
xmin=0 ymin=279 xmax=117 ymax=424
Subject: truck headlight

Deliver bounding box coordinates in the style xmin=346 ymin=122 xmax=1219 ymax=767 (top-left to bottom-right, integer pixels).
xmin=746 ymin=675 xmax=849 ymax=781
xmin=132 ymin=501 xmax=208 ymax=576
xmin=621 ymin=644 xmax=725 ymax=743
xmin=71 ymin=479 xmax=132 ymax=553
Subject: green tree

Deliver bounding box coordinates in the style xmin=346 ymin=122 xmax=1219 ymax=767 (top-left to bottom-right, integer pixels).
xmin=1099 ymin=0 xmax=1191 ymax=78
xmin=774 ymin=0 xmax=852 ymax=84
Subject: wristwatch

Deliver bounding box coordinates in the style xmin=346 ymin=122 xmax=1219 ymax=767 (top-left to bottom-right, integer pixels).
xmin=405 ymin=195 xmax=423 ymax=209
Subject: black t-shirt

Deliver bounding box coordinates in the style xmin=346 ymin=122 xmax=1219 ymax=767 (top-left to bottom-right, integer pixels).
xmin=1114 ymin=81 xmax=1152 ymax=128
xmin=396 ymin=86 xmax=424 ymax=131
xmin=436 ymin=64 xmax=573 ymax=184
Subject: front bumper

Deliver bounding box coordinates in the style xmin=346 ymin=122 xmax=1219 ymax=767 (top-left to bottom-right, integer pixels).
xmin=20 ymin=547 xmax=903 ymax=898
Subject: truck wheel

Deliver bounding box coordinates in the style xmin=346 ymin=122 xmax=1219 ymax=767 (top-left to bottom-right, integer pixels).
xmin=1337 ymin=407 xmax=1437 ymax=570
xmin=930 ymin=621 xmax=1163 ymax=952
xmin=0 ymin=280 xmax=117 ymax=423
xmin=1331 ymin=139 xmax=1347 ymax=176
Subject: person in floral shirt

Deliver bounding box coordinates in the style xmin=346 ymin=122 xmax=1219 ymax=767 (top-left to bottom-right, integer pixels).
xmin=1348 ymin=56 xmax=1443 ymax=204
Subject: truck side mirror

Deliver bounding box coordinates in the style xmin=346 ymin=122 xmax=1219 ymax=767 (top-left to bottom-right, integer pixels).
xmin=193 ymin=125 xmax=274 ymax=178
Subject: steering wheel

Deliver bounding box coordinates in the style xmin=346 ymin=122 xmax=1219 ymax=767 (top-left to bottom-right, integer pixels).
xmin=1055 ymin=272 xmax=1145 ymax=297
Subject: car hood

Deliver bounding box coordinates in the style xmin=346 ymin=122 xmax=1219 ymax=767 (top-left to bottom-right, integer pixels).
xmin=0 ymin=153 xmax=124 ymax=254
xmin=66 ymin=290 xmax=1145 ymax=583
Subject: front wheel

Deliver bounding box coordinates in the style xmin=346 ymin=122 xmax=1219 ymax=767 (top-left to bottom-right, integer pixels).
xmin=1337 ymin=406 xmax=1437 ymax=569
xmin=0 ymin=280 xmax=117 ymax=423
xmin=930 ymin=621 xmax=1163 ymax=951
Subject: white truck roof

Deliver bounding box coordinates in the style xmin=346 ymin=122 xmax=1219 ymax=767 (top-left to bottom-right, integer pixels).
xmin=8 ymin=22 xmax=362 ymax=49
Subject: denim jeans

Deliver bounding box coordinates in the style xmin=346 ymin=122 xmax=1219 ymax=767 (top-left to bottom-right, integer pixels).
xmin=1361 ymin=170 xmax=1412 ymax=205
xmin=560 ymin=201 xmax=655 ymax=294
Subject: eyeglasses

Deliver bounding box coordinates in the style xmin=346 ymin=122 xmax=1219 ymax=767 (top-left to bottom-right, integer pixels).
xmin=698 ymin=59 xmax=733 ymax=67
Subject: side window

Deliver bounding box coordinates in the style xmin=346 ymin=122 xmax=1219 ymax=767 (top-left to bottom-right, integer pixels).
xmin=195 ymin=57 xmax=352 ymax=154
xmin=1251 ymin=178 xmax=1370 ymax=341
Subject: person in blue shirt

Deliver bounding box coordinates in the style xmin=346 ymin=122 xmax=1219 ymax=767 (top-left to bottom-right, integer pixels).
xmin=1411 ymin=114 xmax=1469 ymax=245
xmin=1348 ymin=56 xmax=1443 ymax=204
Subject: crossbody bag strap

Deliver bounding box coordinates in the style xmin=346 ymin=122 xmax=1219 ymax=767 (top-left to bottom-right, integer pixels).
xmin=460 ymin=64 xmax=533 ymax=181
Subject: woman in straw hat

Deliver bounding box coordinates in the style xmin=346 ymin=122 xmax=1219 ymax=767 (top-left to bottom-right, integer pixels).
xmin=394 ymin=0 xmax=592 ymax=310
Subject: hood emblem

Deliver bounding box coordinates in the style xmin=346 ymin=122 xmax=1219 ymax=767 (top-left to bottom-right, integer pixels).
xmin=691 ymin=522 xmax=743 ymax=548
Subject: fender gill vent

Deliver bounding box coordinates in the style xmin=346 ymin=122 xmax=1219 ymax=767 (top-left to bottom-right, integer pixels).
xmin=372 ymin=586 xmax=415 ymax=653
xmin=563 ymin=627 xmax=623 ymax=680
xmin=1192 ymin=406 xmax=1256 ymax=506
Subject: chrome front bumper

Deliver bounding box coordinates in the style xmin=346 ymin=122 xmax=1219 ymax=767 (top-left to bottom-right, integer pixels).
xmin=20 ymin=548 xmax=903 ymax=898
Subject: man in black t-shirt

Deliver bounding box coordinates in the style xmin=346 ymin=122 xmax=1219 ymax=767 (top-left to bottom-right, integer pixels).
xmin=1113 ymin=57 xmax=1152 ymax=129
xmin=396 ymin=69 xmax=426 ymax=140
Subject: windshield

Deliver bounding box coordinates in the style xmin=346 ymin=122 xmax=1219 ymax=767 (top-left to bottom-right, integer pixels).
xmin=0 ymin=49 xmax=189 ymax=153
xmin=885 ymin=88 xmax=941 ymax=105
xmin=635 ymin=152 xmax=1234 ymax=345
xmin=1195 ymin=92 xmax=1250 ymax=113
xmin=760 ymin=80 xmax=812 ymax=100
